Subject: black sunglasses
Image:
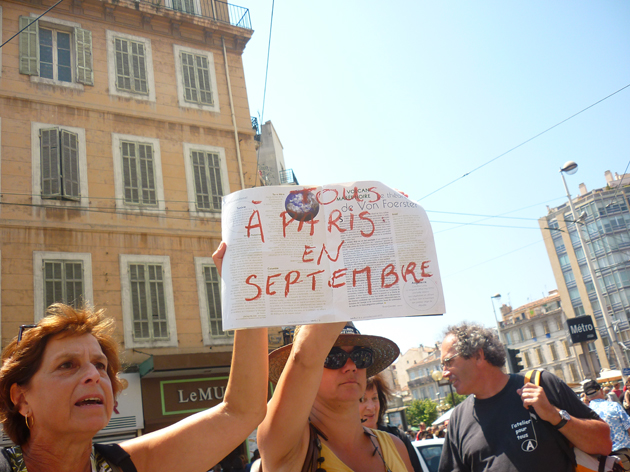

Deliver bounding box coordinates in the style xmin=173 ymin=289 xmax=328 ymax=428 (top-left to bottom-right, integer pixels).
xmin=17 ymin=324 xmax=37 ymax=344
xmin=324 ymin=346 xmax=375 ymax=370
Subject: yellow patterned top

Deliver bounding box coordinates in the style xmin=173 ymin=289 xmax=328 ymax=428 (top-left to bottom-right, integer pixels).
xmin=319 ymin=428 xmax=408 ymax=472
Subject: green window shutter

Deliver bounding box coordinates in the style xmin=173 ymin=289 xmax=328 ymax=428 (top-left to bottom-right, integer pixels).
xmin=181 ymin=52 xmax=198 ymax=103
xmin=19 ymin=16 xmax=39 ymax=76
xmin=195 ymin=55 xmax=213 ymax=105
xmin=130 ymin=41 xmax=148 ymax=94
xmin=148 ymin=264 xmax=168 ymax=339
xmin=130 ymin=264 xmax=150 ymax=340
xmin=64 ymin=262 xmax=84 ymax=307
xmin=203 ymin=265 xmax=230 ymax=337
xmin=40 ymin=128 xmax=61 ymax=198
xmin=60 ymin=129 xmax=80 ymax=200
xmin=75 ymin=28 xmax=93 ymax=85
xmin=122 ymin=141 xmax=140 ymax=204
xmin=115 ymin=38 xmax=132 ymax=91
xmin=44 ymin=261 xmax=63 ymax=310
xmin=207 ymin=152 xmax=223 ymax=210
xmin=192 ymin=151 xmax=210 ymax=210
xmin=138 ymin=144 xmax=156 ymax=205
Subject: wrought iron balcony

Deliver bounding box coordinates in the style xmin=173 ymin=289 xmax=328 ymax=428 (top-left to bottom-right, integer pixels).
xmin=138 ymin=0 xmax=252 ymax=30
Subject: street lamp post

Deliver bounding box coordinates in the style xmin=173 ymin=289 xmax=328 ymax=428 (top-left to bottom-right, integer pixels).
xmin=432 ymin=369 xmax=457 ymax=407
xmin=491 ymin=293 xmax=513 ymax=372
xmin=559 ymin=161 xmax=627 ymax=371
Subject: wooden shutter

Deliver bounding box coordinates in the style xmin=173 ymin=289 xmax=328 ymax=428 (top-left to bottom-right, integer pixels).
xmin=75 ymin=28 xmax=93 ymax=85
xmin=64 ymin=261 xmax=84 ymax=307
xmin=122 ymin=141 xmax=140 ymax=203
xmin=131 ymin=41 xmax=148 ymax=94
xmin=130 ymin=264 xmax=149 ymax=340
xmin=19 ymin=16 xmax=39 ymax=76
xmin=60 ymin=129 xmax=80 ymax=200
xmin=196 ymin=55 xmax=213 ymax=105
xmin=40 ymin=128 xmax=61 ymax=197
xmin=181 ymin=51 xmax=198 ymax=102
xmin=148 ymin=265 xmax=168 ymax=339
xmin=192 ymin=151 xmax=210 ymax=210
xmin=208 ymin=153 xmax=223 ymax=209
xmin=204 ymin=265 xmax=229 ymax=337
xmin=44 ymin=261 xmax=63 ymax=310
xmin=115 ymin=38 xmax=132 ymax=91
xmin=138 ymin=144 xmax=156 ymax=205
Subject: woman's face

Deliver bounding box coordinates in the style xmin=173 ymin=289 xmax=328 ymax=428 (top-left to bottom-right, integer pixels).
xmin=12 ymin=333 xmax=114 ymax=441
xmin=359 ymin=386 xmax=379 ymax=429
xmin=318 ymin=346 xmax=367 ymax=403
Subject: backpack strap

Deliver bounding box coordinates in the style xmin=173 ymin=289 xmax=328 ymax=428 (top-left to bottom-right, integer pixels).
xmin=94 ymin=444 xmax=137 ymax=472
xmin=524 ymin=369 xmax=542 ymax=386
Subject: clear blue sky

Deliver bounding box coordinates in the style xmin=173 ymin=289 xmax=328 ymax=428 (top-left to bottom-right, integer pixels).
xmin=238 ymin=1 xmax=630 ymax=354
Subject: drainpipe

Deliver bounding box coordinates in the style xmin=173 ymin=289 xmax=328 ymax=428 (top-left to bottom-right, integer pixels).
xmin=222 ymin=36 xmax=245 ymax=190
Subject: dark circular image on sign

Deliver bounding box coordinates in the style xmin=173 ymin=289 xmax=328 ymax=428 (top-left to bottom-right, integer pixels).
xmin=285 ymin=190 xmax=320 ymax=221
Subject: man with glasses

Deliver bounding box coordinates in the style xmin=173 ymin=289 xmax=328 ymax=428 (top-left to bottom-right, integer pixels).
xmin=438 ymin=322 xmax=611 ymax=472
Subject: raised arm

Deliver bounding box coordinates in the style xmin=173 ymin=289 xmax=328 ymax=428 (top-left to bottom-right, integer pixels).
xmin=258 ymin=321 xmax=347 ymax=472
xmin=122 ymin=242 xmax=269 ymax=472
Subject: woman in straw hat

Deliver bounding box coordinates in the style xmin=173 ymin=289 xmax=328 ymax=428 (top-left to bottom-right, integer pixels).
xmin=258 ymin=322 xmax=413 ymax=472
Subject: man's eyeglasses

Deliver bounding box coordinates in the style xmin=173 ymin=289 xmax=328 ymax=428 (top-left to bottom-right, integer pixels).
xmin=440 ymin=353 xmax=460 ymax=371
xmin=17 ymin=324 xmax=37 ymax=344
xmin=324 ymin=346 xmax=374 ymax=370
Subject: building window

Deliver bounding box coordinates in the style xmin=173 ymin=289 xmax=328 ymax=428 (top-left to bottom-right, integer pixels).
xmin=43 ymin=260 xmax=83 ymax=309
xmin=523 ymin=351 xmax=531 ymax=368
xmin=122 ymin=141 xmax=156 ymax=206
xmin=549 ymin=343 xmax=558 ymax=361
xmin=555 ymin=317 xmax=562 ymax=331
xmin=569 ymin=363 xmax=579 ymax=382
xmin=173 ymin=45 xmax=220 ymax=112
xmin=535 ymin=347 xmax=545 ymax=365
xmin=169 ymin=0 xmax=199 ymax=14
xmin=120 ymin=255 xmax=177 ymax=348
xmin=39 ymin=128 xmax=79 ymax=200
xmin=554 ymin=367 xmax=565 ymax=381
xmin=529 ymin=325 xmax=536 ymax=339
xmin=19 ymin=16 xmax=92 ymax=87
xmin=195 ymin=257 xmax=233 ymax=346
xmin=106 ymin=31 xmax=156 ymax=102
xmin=183 ymin=143 xmax=230 ymax=217
xmin=112 ymin=134 xmax=165 ymax=212
xmin=562 ymin=340 xmax=570 ymax=357
xmin=33 ymin=252 xmax=94 ymax=322
xmin=542 ymin=321 xmax=550 ymax=335
xmin=32 ymin=123 xmax=89 ymax=208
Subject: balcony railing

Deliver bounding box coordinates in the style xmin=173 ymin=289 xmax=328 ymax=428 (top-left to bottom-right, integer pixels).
xmin=138 ymin=0 xmax=252 ymax=30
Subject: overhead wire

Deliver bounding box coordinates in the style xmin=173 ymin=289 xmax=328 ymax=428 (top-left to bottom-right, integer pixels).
xmin=0 ymin=0 xmax=68 ymax=49
xmin=418 ymin=83 xmax=630 ymax=202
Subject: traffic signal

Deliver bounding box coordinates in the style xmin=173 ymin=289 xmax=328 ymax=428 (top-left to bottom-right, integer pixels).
xmin=507 ymin=348 xmax=524 ymax=373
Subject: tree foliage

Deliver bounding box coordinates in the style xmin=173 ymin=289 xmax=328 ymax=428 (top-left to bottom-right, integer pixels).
xmin=445 ymin=392 xmax=467 ymax=408
xmin=405 ymin=399 xmax=438 ymax=427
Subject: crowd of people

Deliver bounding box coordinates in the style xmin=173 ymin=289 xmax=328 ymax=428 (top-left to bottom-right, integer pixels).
xmin=0 ymin=241 xmax=628 ymax=471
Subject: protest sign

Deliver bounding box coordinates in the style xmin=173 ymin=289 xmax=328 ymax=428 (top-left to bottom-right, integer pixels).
xmin=220 ymin=181 xmax=444 ymax=329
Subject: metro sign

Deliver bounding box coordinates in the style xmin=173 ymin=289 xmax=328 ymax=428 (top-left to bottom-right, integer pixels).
xmin=566 ymin=316 xmax=598 ymax=343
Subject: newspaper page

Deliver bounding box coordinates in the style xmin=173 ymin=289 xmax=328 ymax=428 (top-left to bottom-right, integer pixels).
xmin=220 ymin=181 xmax=444 ymax=329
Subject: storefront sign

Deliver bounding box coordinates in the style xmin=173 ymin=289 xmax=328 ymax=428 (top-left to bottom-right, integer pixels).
xmin=160 ymin=376 xmax=229 ymax=416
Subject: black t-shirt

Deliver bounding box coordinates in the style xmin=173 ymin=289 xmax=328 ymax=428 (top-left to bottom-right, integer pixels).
xmin=438 ymin=372 xmax=601 ymax=472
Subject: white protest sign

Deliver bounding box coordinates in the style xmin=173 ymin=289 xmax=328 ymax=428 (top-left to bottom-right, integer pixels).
xmin=220 ymin=181 xmax=444 ymax=329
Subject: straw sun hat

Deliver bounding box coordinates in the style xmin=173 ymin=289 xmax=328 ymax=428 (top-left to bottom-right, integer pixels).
xmin=268 ymin=323 xmax=400 ymax=384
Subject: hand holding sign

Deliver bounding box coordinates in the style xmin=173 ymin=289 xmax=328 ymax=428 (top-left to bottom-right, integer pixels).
xmin=220 ymin=181 xmax=445 ymax=329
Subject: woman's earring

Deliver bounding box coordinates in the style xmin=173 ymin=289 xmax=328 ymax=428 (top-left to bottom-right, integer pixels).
xmin=25 ymin=415 xmax=33 ymax=430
